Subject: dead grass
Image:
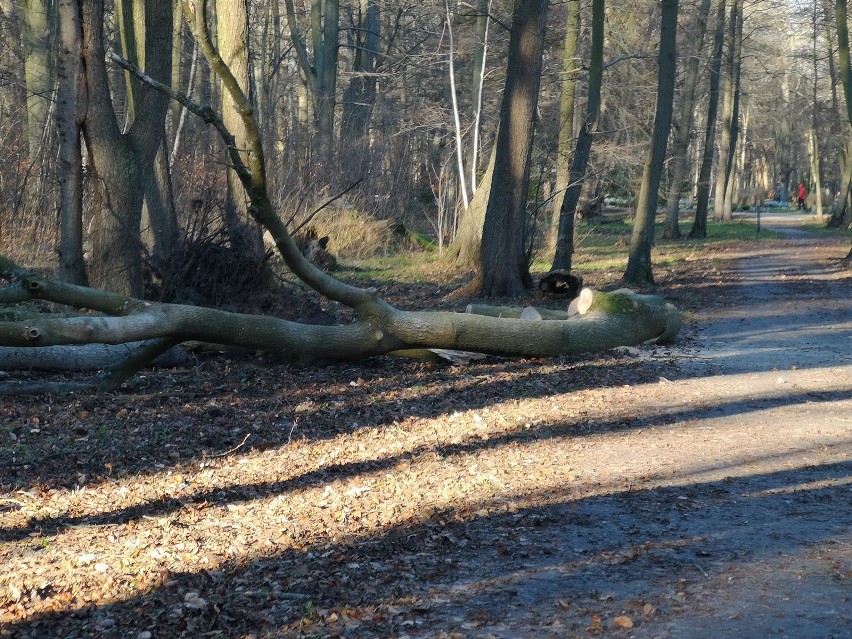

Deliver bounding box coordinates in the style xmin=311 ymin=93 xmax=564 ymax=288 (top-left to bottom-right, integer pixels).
xmin=298 ymin=207 xmax=409 ymax=260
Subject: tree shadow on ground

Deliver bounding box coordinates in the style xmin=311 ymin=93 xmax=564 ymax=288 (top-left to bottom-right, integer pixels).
xmin=5 ymin=459 xmax=850 ymax=638
xmin=3 ymin=383 xmax=849 ymax=540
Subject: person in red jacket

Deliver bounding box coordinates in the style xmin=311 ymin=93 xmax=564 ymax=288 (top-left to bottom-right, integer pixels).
xmin=797 ymin=182 xmax=807 ymax=210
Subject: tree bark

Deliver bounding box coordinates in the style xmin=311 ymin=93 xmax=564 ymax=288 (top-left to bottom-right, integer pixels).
xmin=624 ymin=0 xmax=679 ymax=287
xmin=22 ymin=0 xmax=54 ymax=161
xmin=663 ymin=0 xmax=712 ymax=239
xmin=479 ymin=0 xmax=549 ymax=296
xmin=141 ymin=136 xmax=180 ymax=263
xmin=56 ymin=0 xmax=87 ymax=286
xmin=551 ymin=0 xmax=603 ymax=273
xmin=446 ymin=142 xmax=496 ymax=268
xmin=217 ymin=0 xmax=264 ymax=257
xmin=713 ymin=0 xmax=741 ymax=222
xmin=690 ymin=0 xmax=726 ymax=238
xmin=834 ymin=0 xmax=852 ymax=230
xmin=720 ymin=4 xmax=743 ymax=220
xmin=81 ymin=0 xmax=172 ymax=296
xmin=468 ymin=0 xmax=491 ymax=195
xmin=550 ymin=0 xmax=581 ymax=247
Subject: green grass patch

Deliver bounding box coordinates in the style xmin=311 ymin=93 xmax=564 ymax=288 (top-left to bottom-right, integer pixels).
xmin=336 ymin=217 xmax=794 ymax=284
xmin=799 ymin=222 xmax=852 ymax=237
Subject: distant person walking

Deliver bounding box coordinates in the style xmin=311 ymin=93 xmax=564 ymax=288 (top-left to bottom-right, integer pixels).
xmin=797 ymin=182 xmax=807 ymax=210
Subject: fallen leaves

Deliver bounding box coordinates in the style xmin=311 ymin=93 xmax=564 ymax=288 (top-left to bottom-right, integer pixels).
xmin=3 ymin=245 xmax=850 ymax=635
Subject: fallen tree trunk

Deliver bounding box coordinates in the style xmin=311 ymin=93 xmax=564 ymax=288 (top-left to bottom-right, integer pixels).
xmin=1 ymin=257 xmax=680 ymax=393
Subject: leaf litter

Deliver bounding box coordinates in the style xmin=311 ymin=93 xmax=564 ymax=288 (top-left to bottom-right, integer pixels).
xmin=1 ymin=235 xmax=850 ymax=638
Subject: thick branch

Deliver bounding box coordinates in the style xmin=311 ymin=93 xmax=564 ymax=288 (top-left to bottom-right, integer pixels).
xmin=4 ymin=277 xmax=677 ymax=354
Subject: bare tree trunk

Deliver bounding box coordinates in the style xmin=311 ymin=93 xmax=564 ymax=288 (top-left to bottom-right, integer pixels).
xmin=690 ymin=0 xmax=726 ymax=238
xmin=479 ymin=0 xmax=549 ymax=296
xmin=446 ymin=143 xmax=495 ymax=268
xmin=445 ymin=0 xmax=469 ymax=209
xmin=551 ymin=0 xmax=603 ymax=273
xmin=56 ymin=0 xmax=87 ymax=286
xmin=550 ymin=0 xmax=581 ymax=247
xmin=340 ymin=0 xmax=380 ymax=178
xmin=714 ymin=0 xmax=741 ymax=222
xmin=22 ymin=0 xmax=54 ymax=162
xmin=81 ymin=0 xmax=172 ymax=296
xmin=833 ymin=0 xmax=852 ymax=232
xmin=141 ymin=136 xmax=179 ymax=262
xmin=831 ymin=137 xmax=852 ymax=226
xmin=284 ymin=0 xmax=338 ymax=171
xmin=468 ymin=0 xmax=491 ymax=195
xmin=624 ymin=0 xmax=679 ymax=287
xmin=663 ymin=0 xmax=712 ymax=239
xmin=217 ymin=0 xmax=264 ymax=257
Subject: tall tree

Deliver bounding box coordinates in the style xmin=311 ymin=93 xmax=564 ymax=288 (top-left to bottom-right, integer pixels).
xmin=217 ymin=0 xmax=263 ymax=256
xmin=81 ymin=0 xmax=172 ymax=295
xmin=809 ymin=0 xmax=825 ymax=219
xmin=340 ymin=0 xmax=381 ymax=173
xmin=834 ymin=0 xmax=852 ymax=262
xmin=284 ymin=0 xmax=339 ymax=167
xmin=690 ymin=0 xmax=727 ymax=238
xmin=624 ymin=0 xmax=679 ymax=286
xmin=663 ymin=0 xmax=713 ymax=239
xmin=550 ymin=0 xmax=581 ymax=246
xmin=468 ymin=0 xmax=492 ymax=195
xmin=720 ymin=1 xmax=743 ymax=220
xmin=713 ymin=0 xmax=742 ymax=221
xmin=479 ymin=0 xmax=549 ymax=296
xmin=56 ymin=0 xmax=86 ymax=285
xmin=22 ymin=0 xmax=54 ymax=161
xmin=550 ymin=0 xmax=603 ymax=273
xmin=117 ymin=0 xmax=179 ymax=265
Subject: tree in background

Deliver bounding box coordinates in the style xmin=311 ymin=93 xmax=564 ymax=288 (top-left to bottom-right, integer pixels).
xmin=690 ymin=0 xmax=727 ymax=239
xmin=834 ymin=0 xmax=852 ymax=260
xmin=713 ymin=0 xmax=742 ymax=222
xmin=56 ymin=0 xmax=86 ymax=286
xmin=22 ymin=0 xmax=54 ymax=162
xmin=550 ymin=0 xmax=580 ymax=237
xmin=479 ymin=0 xmax=549 ymax=296
xmin=550 ymin=0 xmax=603 ymax=273
xmin=284 ymin=0 xmax=339 ymax=172
xmin=663 ymin=0 xmax=712 ymax=239
xmin=117 ymin=0 xmax=179 ymax=267
xmin=215 ymin=0 xmax=264 ymax=257
xmin=80 ymin=0 xmax=172 ymax=296
xmin=340 ymin=0 xmax=382 ymax=178
xmin=624 ymin=0 xmax=679 ymax=287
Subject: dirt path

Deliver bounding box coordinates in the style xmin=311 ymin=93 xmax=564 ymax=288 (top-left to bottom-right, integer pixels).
xmin=1 ymin=220 xmax=849 ymax=638
xmin=406 ymin=220 xmax=852 ymax=638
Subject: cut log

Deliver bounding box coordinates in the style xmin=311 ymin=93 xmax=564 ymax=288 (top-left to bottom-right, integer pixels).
xmin=568 ymin=287 xmax=594 ymax=317
xmin=466 ymin=304 xmax=568 ymax=320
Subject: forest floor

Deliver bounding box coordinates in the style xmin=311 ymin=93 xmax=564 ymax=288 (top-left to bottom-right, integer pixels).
xmin=1 ymin=215 xmax=850 ymax=638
